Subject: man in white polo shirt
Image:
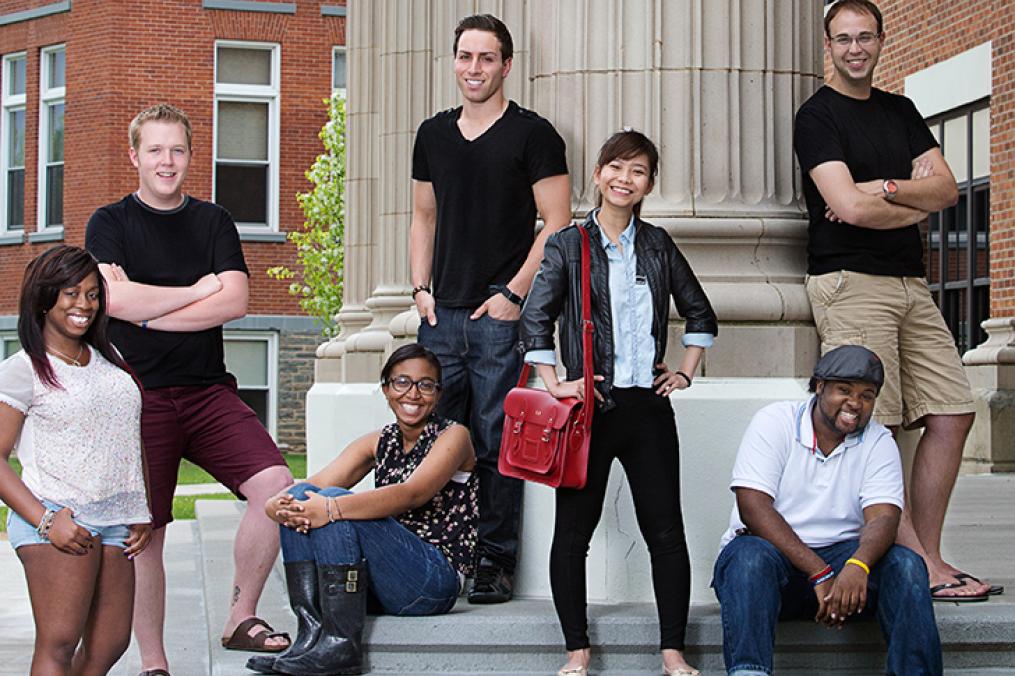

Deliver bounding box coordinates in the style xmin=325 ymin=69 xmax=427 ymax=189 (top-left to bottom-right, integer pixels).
xmin=713 ymin=345 xmax=943 ymax=676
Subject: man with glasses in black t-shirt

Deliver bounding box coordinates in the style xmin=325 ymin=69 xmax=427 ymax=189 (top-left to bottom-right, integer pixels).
xmin=793 ymin=0 xmax=993 ymax=603
xmin=410 ymin=14 xmax=571 ymax=603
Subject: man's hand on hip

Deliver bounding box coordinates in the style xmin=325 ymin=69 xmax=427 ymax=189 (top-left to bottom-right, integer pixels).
xmin=471 ymin=292 xmax=521 ymax=321
xmin=415 ymin=291 xmax=437 ymax=326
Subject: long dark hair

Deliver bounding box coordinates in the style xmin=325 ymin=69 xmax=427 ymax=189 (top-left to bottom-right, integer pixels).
xmin=17 ymin=245 xmax=134 ymax=389
xmin=593 ymin=130 xmax=660 ymax=217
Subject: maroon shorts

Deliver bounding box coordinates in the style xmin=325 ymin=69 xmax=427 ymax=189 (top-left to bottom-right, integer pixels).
xmin=141 ymin=378 xmax=287 ymax=528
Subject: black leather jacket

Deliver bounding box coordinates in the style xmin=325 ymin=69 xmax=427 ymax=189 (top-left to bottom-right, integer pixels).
xmin=520 ymin=213 xmax=718 ymax=411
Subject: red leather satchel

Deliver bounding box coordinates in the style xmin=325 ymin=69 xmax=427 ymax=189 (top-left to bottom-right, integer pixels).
xmin=499 ymin=225 xmax=594 ymax=489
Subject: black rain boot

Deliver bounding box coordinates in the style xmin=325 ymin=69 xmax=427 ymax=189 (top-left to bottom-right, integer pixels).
xmin=273 ymin=561 xmax=367 ymax=676
xmin=246 ymin=561 xmax=322 ymax=674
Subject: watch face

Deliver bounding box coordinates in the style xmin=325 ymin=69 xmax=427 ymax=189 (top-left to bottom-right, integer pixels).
xmin=885 ymin=180 xmax=898 ymax=195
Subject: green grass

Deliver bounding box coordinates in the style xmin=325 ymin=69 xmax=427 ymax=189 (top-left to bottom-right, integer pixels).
xmin=172 ymin=492 xmax=237 ymax=521
xmin=0 ymin=453 xmax=306 ymax=531
xmin=177 ymin=453 xmax=306 ymax=485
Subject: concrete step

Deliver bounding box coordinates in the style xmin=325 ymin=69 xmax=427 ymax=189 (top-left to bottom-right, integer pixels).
xmin=193 ymin=500 xmax=1015 ymax=675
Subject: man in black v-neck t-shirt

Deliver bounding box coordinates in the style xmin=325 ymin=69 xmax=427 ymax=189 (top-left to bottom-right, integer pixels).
xmin=794 ymin=1 xmax=989 ymax=603
xmin=85 ymin=105 xmax=294 ymax=673
xmin=410 ymin=14 xmax=571 ymax=603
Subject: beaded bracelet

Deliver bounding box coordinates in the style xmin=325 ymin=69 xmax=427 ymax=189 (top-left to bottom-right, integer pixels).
xmin=36 ymin=508 xmax=57 ymax=538
xmin=808 ymin=564 xmax=833 ymax=584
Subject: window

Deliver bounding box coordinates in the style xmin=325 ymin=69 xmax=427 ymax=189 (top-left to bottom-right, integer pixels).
xmin=1 ymin=53 xmax=26 ymax=236
xmin=926 ymin=100 xmax=990 ymax=354
xmin=332 ymin=46 xmax=346 ymax=96
xmin=223 ymin=331 xmax=278 ymax=438
xmin=38 ymin=45 xmax=65 ymax=233
xmin=214 ymin=42 xmax=279 ymax=234
xmin=2 ymin=335 xmax=20 ymax=358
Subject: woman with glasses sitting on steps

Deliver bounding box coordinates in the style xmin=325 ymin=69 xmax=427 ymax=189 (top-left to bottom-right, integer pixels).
xmin=248 ymin=343 xmax=478 ymax=676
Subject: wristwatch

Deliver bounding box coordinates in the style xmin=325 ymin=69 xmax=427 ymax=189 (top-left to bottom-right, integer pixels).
xmin=882 ymin=179 xmax=899 ymax=201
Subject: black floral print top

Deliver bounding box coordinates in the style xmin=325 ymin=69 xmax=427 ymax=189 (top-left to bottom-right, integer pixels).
xmin=374 ymin=416 xmax=479 ymax=577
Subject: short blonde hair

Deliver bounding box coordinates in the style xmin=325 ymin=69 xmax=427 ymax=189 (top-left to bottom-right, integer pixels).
xmin=129 ymin=104 xmax=192 ymax=150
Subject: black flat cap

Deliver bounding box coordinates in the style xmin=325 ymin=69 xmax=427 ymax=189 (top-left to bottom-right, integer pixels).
xmin=813 ymin=345 xmax=884 ymax=390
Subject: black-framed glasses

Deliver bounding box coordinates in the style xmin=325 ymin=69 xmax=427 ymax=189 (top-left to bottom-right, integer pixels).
xmin=385 ymin=375 xmax=441 ymax=396
xmin=830 ymin=32 xmax=881 ymax=47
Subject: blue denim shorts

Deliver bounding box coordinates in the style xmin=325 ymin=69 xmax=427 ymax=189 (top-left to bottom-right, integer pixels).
xmin=6 ymin=498 xmax=131 ymax=550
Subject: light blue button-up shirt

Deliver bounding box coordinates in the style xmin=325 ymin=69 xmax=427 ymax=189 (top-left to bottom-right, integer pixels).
xmin=525 ymin=211 xmax=713 ymax=382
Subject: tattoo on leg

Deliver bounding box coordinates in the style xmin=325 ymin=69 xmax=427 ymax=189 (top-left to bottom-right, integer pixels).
xmin=232 ymin=585 xmax=241 ymax=606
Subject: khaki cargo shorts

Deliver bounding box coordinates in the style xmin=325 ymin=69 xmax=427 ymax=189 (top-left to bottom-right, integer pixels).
xmin=806 ymin=270 xmax=975 ymax=428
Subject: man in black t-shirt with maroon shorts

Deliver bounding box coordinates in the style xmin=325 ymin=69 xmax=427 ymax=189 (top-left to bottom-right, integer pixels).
xmin=409 ymin=15 xmax=571 ymax=603
xmin=794 ymin=0 xmax=993 ymax=602
xmin=86 ymin=104 xmax=294 ymax=673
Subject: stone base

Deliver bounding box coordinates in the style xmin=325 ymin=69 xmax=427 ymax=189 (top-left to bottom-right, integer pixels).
xmin=305 ymin=376 xmax=809 ymax=603
xmin=963 ymin=363 xmax=1015 ymax=473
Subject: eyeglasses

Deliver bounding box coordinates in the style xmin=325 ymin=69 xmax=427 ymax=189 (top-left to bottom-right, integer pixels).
xmin=830 ymin=32 xmax=881 ymax=47
xmin=385 ymin=375 xmax=441 ymax=396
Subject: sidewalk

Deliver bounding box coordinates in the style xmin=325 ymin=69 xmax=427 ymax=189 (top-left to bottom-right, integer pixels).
xmin=0 ymin=474 xmax=1012 ymax=674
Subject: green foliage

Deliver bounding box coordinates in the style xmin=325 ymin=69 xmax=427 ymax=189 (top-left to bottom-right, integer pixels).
xmin=268 ymin=93 xmax=346 ymax=336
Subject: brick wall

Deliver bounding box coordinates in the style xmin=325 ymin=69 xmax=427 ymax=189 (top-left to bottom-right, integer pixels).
xmin=0 ymin=0 xmax=346 ymax=317
xmin=872 ymin=0 xmax=1015 ymax=318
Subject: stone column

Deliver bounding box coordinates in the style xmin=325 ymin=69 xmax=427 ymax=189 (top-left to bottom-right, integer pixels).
xmin=962 ymin=318 xmax=1015 ymax=472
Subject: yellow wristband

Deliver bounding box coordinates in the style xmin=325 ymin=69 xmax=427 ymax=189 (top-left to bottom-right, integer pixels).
xmin=846 ymin=557 xmax=870 ymax=575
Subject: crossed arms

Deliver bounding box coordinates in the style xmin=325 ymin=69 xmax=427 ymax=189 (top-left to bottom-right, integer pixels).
xmin=810 ymin=147 xmax=959 ymax=230
xmin=100 ymin=263 xmax=248 ymax=332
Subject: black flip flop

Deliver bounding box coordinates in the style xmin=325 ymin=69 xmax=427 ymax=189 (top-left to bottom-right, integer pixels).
xmin=930 ymin=579 xmax=989 ymax=603
xmin=955 ymin=572 xmax=1004 ymax=596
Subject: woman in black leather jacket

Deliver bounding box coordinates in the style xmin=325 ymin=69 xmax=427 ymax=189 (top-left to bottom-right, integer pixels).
xmin=520 ymin=130 xmax=717 ymax=676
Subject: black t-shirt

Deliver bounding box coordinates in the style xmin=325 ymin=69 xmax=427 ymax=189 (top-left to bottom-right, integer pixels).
xmin=794 ymin=86 xmax=938 ymax=277
xmin=412 ymin=101 xmax=568 ymax=307
xmin=85 ymin=194 xmax=249 ymax=389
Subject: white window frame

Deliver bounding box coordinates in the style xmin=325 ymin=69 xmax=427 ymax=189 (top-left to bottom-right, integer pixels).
xmin=223 ymin=330 xmax=279 ymax=439
xmin=1 ymin=52 xmax=26 ymax=237
xmin=332 ymin=46 xmax=346 ymax=97
xmin=213 ymin=40 xmax=280 ymax=235
xmin=37 ymin=44 xmax=65 ymax=235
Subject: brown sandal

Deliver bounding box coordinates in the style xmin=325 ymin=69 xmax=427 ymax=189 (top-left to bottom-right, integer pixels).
xmin=221 ymin=617 xmax=291 ymax=653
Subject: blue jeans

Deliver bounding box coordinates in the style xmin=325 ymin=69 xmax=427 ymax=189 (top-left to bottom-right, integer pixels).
xmin=279 ymin=483 xmax=460 ymax=616
xmin=417 ymin=305 xmax=523 ymax=571
xmin=713 ymin=536 xmax=941 ymax=676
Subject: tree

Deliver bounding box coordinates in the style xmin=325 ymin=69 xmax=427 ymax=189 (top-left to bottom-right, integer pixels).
xmin=268 ymin=94 xmax=346 ymax=336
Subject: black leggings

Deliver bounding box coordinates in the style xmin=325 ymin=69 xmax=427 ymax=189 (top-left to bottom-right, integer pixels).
xmin=549 ymin=387 xmax=691 ymax=651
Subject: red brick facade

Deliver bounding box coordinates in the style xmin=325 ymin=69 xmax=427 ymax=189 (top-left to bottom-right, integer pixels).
xmin=0 ymin=0 xmax=346 ymax=316
xmin=871 ymin=0 xmax=1015 ymax=318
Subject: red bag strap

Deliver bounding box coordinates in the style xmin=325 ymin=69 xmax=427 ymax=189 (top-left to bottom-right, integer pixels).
xmin=515 ymin=225 xmax=595 ymax=407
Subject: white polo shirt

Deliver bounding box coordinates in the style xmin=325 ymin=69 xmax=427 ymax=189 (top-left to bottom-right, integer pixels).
xmin=718 ymin=397 xmax=904 ymax=551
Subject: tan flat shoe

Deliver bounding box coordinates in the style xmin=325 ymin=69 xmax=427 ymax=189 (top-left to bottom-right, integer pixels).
xmin=557 ymin=667 xmax=588 ymax=676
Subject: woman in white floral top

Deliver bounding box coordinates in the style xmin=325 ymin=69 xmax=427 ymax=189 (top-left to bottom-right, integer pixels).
xmin=251 ymin=343 xmax=478 ymax=676
xmin=0 ymin=245 xmax=151 ymax=675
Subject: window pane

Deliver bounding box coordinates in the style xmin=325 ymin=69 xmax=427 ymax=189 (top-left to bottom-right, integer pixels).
xmin=216 ymin=163 xmax=267 ymax=223
xmin=47 ymin=49 xmax=65 ymax=89
xmin=333 ymin=49 xmax=346 ymax=91
xmin=46 ymin=165 xmax=63 ymax=227
xmin=972 ymin=107 xmax=989 ymax=180
xmin=48 ymin=104 xmax=64 ymax=162
xmin=944 ymin=116 xmax=967 ymax=184
xmin=237 ymin=389 xmax=268 ymax=428
xmin=3 ymin=337 xmax=21 ymax=359
xmin=7 ymin=57 xmax=25 ymax=97
xmin=7 ymin=168 xmax=23 ymax=229
xmin=224 ymin=339 xmax=269 ymax=387
xmin=217 ymin=101 xmax=267 ymax=161
xmin=217 ymin=47 xmax=272 ymax=86
xmin=9 ymin=109 xmax=24 ymax=166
